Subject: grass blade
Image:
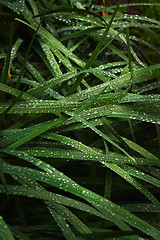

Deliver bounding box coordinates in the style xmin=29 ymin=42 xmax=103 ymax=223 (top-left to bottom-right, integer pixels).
xmin=68 ymin=1 xmax=120 ymax=95
xmin=0 ymin=216 xmax=15 ymax=240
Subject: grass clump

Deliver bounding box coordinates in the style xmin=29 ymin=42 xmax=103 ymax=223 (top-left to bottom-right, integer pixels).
xmin=0 ymin=1 xmax=160 ymax=239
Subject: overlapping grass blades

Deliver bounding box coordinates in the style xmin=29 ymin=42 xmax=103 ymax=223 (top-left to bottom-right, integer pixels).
xmin=0 ymin=0 xmax=160 ymax=239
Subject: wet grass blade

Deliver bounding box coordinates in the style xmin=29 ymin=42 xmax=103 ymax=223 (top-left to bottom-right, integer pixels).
xmin=126 ymin=26 xmax=132 ymax=78
xmin=0 ymin=86 xmax=26 ymax=120
xmin=34 ymin=7 xmax=106 ymax=25
xmin=48 ymin=207 xmax=77 ymax=240
xmin=67 ymin=111 xmax=136 ymax=163
xmin=61 ymin=26 xmax=103 ymax=41
xmin=122 ymin=137 xmax=159 ymax=160
xmin=8 ymin=115 xmax=69 ymax=149
xmin=2 ymin=162 xmax=160 ymax=240
xmin=0 ymin=216 xmax=15 ymax=240
xmin=68 ymin=1 xmax=120 ymax=95
xmin=0 ymin=184 xmax=107 ymax=219
xmin=0 ymin=158 xmax=8 ymax=196
xmin=8 ymin=226 xmax=29 ymax=240
xmin=80 ymin=230 xmax=142 ymax=239
xmin=0 ymin=1 xmax=160 ymax=240
xmin=47 ymin=203 xmax=92 ymax=234
xmin=0 ymin=20 xmax=14 ymax=86
xmin=0 ymin=82 xmax=36 ymax=100
xmin=15 ymin=17 xmax=42 ymax=90
xmin=102 ymin=162 xmax=160 ymax=207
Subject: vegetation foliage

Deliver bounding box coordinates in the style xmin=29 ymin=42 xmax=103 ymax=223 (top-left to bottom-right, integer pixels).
xmin=0 ymin=0 xmax=160 ymax=239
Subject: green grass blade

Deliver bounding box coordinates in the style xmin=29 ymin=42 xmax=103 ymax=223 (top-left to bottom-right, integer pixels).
xmin=61 ymin=26 xmax=103 ymax=41
xmin=8 ymin=226 xmax=29 ymax=240
xmin=34 ymin=7 xmax=106 ymax=25
xmin=68 ymin=1 xmax=120 ymax=95
xmin=41 ymin=133 xmax=159 ymax=206
xmin=42 ymin=133 xmax=99 ymax=155
xmin=0 ymin=20 xmax=14 ymax=85
xmin=48 ymin=203 xmax=92 ymax=234
xmin=67 ymin=111 xmax=136 ymax=163
xmin=10 ymin=38 xmax=23 ymax=64
xmin=8 ymin=115 xmax=68 ymax=149
xmin=0 ymin=158 xmax=8 ymax=196
xmin=0 ymin=86 xmax=26 ymax=120
xmin=13 ymin=148 xmax=159 ymax=166
xmin=65 ymin=64 xmax=160 ymax=102
xmin=0 ymin=184 xmax=107 ymax=220
xmin=15 ymin=17 xmax=42 ymax=90
xmin=0 ymin=2 xmax=160 ymax=240
xmin=122 ymin=137 xmax=159 ymax=160
xmin=0 ymin=216 xmax=15 ymax=240
xmin=80 ymin=230 xmax=141 ymax=239
xmin=126 ymin=26 xmax=132 ymax=77
xmin=39 ymin=39 xmax=62 ymax=76
xmin=3 ymin=163 xmax=160 ymax=239
xmin=27 ymin=70 xmax=77 ymax=97
xmin=102 ymin=162 xmax=160 ymax=207
xmin=17 ymin=55 xmax=45 ymax=84
xmin=0 ymin=82 xmax=36 ymax=100
xmin=0 ymin=99 xmax=81 ymax=115
xmin=48 ymin=207 xmax=77 ymax=240
xmin=121 ymin=165 xmax=160 ymax=189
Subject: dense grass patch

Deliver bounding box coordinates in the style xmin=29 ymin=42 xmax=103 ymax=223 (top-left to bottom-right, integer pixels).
xmin=0 ymin=1 xmax=160 ymax=239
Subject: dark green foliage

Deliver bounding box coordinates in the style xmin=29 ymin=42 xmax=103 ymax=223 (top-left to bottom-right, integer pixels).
xmin=0 ymin=1 xmax=160 ymax=239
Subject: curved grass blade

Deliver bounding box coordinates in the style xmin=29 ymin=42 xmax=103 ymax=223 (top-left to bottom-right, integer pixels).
xmin=0 ymin=216 xmax=15 ymax=240
xmin=122 ymin=137 xmax=159 ymax=160
xmin=48 ymin=207 xmax=77 ymax=240
xmin=1 ymin=155 xmax=129 ymax=230
xmin=15 ymin=18 xmax=85 ymax=68
xmin=2 ymin=163 xmax=160 ymax=240
xmin=61 ymin=26 xmax=103 ymax=41
xmin=15 ymin=17 xmax=42 ymax=91
xmin=119 ymin=93 xmax=160 ymax=104
xmin=10 ymin=38 xmax=23 ymax=64
xmin=14 ymin=148 xmax=159 ymax=166
xmin=0 ymin=158 xmax=8 ymax=196
xmin=39 ymin=39 xmax=62 ymax=77
xmin=0 ymin=20 xmax=15 ymax=85
xmin=8 ymin=115 xmax=69 ymax=149
xmin=34 ymin=7 xmax=106 ymax=25
xmin=3 ymin=87 xmax=129 ymax=148
xmin=42 ymin=132 xmax=100 ymax=155
xmin=0 ymin=184 xmax=108 ymax=220
xmin=0 ymin=86 xmax=26 ymax=120
xmin=80 ymin=230 xmax=142 ymax=240
xmin=65 ymin=64 xmax=160 ymax=102
xmin=102 ymin=162 xmax=160 ymax=207
xmin=109 ymin=3 xmax=160 ymax=8
xmin=8 ymin=226 xmax=29 ymax=240
xmin=0 ymin=82 xmax=36 ymax=100
xmin=67 ymin=111 xmax=136 ymax=163
xmin=48 ymin=203 xmax=92 ymax=234
xmin=68 ymin=1 xmax=120 ymax=95
xmin=27 ymin=70 xmax=77 ymax=97
xmin=121 ymin=165 xmax=160 ymax=189
xmin=42 ymin=133 xmax=160 ymax=206
xmin=0 ymin=99 xmax=81 ymax=115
